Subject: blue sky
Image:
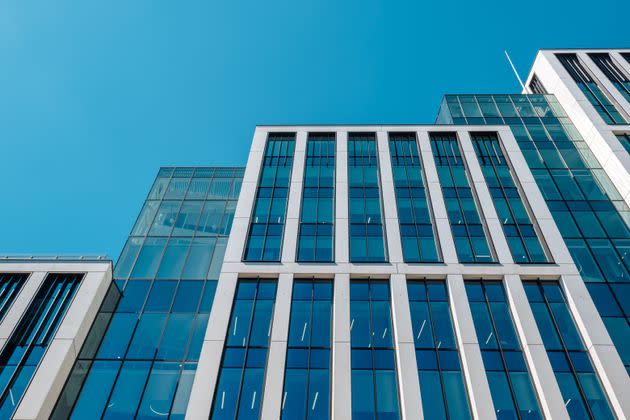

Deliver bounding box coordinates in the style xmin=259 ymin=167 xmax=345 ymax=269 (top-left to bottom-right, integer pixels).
xmin=1 ymin=0 xmax=629 ymax=259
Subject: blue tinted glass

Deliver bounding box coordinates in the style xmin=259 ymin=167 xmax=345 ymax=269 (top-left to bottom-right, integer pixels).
xmin=431 ymin=133 xmax=494 ymax=263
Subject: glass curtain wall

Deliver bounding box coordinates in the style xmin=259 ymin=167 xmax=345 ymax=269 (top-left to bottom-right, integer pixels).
xmin=350 ymin=279 xmax=400 ymax=419
xmin=438 ymin=94 xmax=630 ymax=373
xmin=430 ymin=133 xmax=495 ymax=263
xmin=297 ymin=134 xmax=335 ymax=262
xmin=281 ymin=279 xmax=332 ymax=419
xmin=407 ymin=280 xmax=471 ymax=419
xmin=556 ymin=54 xmax=627 ymax=124
xmin=524 ymin=281 xmax=614 ymax=419
xmin=466 ymin=280 xmax=542 ymax=419
xmin=52 ymin=167 xmax=243 ymax=419
xmin=348 ymin=134 xmax=388 ymax=263
xmin=470 ymin=133 xmax=549 ymax=263
xmin=0 ymin=273 xmax=82 ymax=418
xmin=244 ymin=133 xmax=295 ymax=262
xmin=388 ymin=133 xmax=440 ymax=263
xmin=0 ymin=273 xmax=28 ymax=322
xmin=589 ymin=53 xmax=630 ymax=104
xmin=211 ymin=278 xmax=277 ymax=420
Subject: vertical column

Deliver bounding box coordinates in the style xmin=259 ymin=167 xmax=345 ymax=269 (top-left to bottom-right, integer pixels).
xmin=503 ymin=274 xmax=569 ymax=419
xmin=458 ymin=131 xmax=512 ymax=264
xmin=389 ymin=274 xmax=423 ymax=419
xmin=0 ymin=271 xmax=45 ymax=351
xmin=335 ymin=132 xmax=349 ymax=264
xmin=376 ymin=131 xmax=404 ymax=264
xmin=560 ymin=274 xmax=630 ymax=418
xmin=186 ymin=272 xmax=238 ymax=419
xmin=417 ymin=130 xmax=457 ymax=264
xmin=446 ymin=274 xmax=496 ymax=420
xmin=282 ymin=131 xmax=307 ymax=263
xmin=332 ymin=273 xmax=351 ymax=419
xmin=261 ymin=273 xmax=293 ymax=419
xmin=222 ymin=129 xmax=266 ymax=264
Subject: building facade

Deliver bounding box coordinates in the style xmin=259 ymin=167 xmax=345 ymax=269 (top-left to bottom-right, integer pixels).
xmin=2 ymin=49 xmax=630 ymax=419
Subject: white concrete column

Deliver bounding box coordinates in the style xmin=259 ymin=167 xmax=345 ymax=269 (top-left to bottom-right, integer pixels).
xmin=282 ymin=131 xmax=307 ymax=263
xmin=376 ymin=131 xmax=404 ymax=264
xmin=417 ymin=130 xmax=458 ymax=264
xmin=389 ymin=274 xmax=423 ymax=419
xmin=223 ymin=128 xmax=266 ymax=264
xmin=332 ymin=273 xmax=351 ymax=419
xmin=446 ymin=274 xmax=496 ymax=420
xmin=503 ymin=275 xmax=569 ymax=420
xmin=186 ymin=271 xmax=239 ymax=420
xmin=14 ymin=267 xmax=113 ymax=420
xmin=458 ymin=131 xmax=510 ymax=264
xmin=335 ymin=132 xmax=349 ymax=264
xmin=0 ymin=271 xmax=46 ymax=352
xmin=560 ymin=274 xmax=630 ymax=418
xmin=261 ymin=273 xmax=293 ymax=419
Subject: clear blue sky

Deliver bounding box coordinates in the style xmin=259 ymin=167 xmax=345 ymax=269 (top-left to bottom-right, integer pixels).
xmin=1 ymin=0 xmax=629 ymax=259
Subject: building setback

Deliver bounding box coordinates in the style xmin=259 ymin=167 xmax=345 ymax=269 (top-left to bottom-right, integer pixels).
xmin=0 ymin=48 xmax=628 ymax=419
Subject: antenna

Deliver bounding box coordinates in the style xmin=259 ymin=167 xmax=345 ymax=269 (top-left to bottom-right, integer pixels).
xmin=505 ymin=50 xmax=526 ymax=91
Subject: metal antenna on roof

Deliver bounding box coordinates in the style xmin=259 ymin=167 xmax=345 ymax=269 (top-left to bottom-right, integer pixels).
xmin=505 ymin=50 xmax=526 ymax=91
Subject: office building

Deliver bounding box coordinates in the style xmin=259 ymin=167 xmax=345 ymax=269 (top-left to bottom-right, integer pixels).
xmin=3 ymin=49 xmax=630 ymax=419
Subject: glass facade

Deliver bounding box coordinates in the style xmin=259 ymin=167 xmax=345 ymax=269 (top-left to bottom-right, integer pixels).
xmin=430 ymin=132 xmax=495 ymax=263
xmin=623 ymin=53 xmax=630 ymax=65
xmin=244 ymin=133 xmax=295 ymax=262
xmin=281 ymin=279 xmax=332 ymax=420
xmin=524 ymin=281 xmax=614 ymax=419
xmin=616 ymin=133 xmax=630 ymax=155
xmin=211 ymin=278 xmax=277 ymax=420
xmin=438 ymin=94 xmax=630 ymax=372
xmin=0 ymin=273 xmax=82 ymax=418
xmin=407 ymin=280 xmax=471 ymax=419
xmin=529 ymin=75 xmax=547 ymax=95
xmin=348 ymin=133 xmax=388 ymax=263
xmin=388 ymin=133 xmax=440 ymax=263
xmin=556 ymin=54 xmax=627 ymax=125
xmin=589 ymin=53 xmax=630 ymax=104
xmin=52 ymin=167 xmax=243 ymax=419
xmin=350 ymin=279 xmax=400 ymax=419
xmin=297 ymin=134 xmax=336 ymax=262
xmin=471 ymin=133 xmax=549 ymax=263
xmin=0 ymin=273 xmax=28 ymax=322
xmin=466 ymin=280 xmax=542 ymax=419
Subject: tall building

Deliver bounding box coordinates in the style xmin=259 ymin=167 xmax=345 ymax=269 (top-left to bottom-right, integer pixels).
xmin=2 ymin=49 xmax=630 ymax=420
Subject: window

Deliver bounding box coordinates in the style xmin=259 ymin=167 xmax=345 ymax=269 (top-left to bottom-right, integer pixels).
xmin=297 ymin=134 xmax=336 ymax=262
xmin=244 ymin=133 xmax=296 ymax=262
xmin=616 ymin=134 xmax=630 ymax=155
xmin=0 ymin=273 xmax=28 ymax=322
xmin=471 ymin=133 xmax=549 ymax=263
xmin=529 ymin=75 xmax=547 ymax=95
xmin=439 ymin=94 xmax=630 ymax=372
xmin=524 ymin=281 xmax=614 ymax=419
xmin=430 ymin=133 xmax=495 ymax=263
xmin=211 ymin=279 xmax=277 ymax=420
xmin=53 ymin=167 xmax=243 ymax=419
xmin=557 ymin=54 xmax=627 ymax=124
xmin=408 ymin=281 xmax=471 ymax=419
xmin=0 ymin=273 xmax=82 ymax=418
xmin=281 ymin=279 xmax=332 ymax=419
xmin=350 ymin=279 xmax=401 ymax=419
xmin=348 ymin=134 xmax=388 ymax=263
xmin=589 ymin=53 xmax=630 ymax=104
xmin=466 ymin=280 xmax=542 ymax=419
xmin=389 ymin=133 xmax=440 ymax=263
